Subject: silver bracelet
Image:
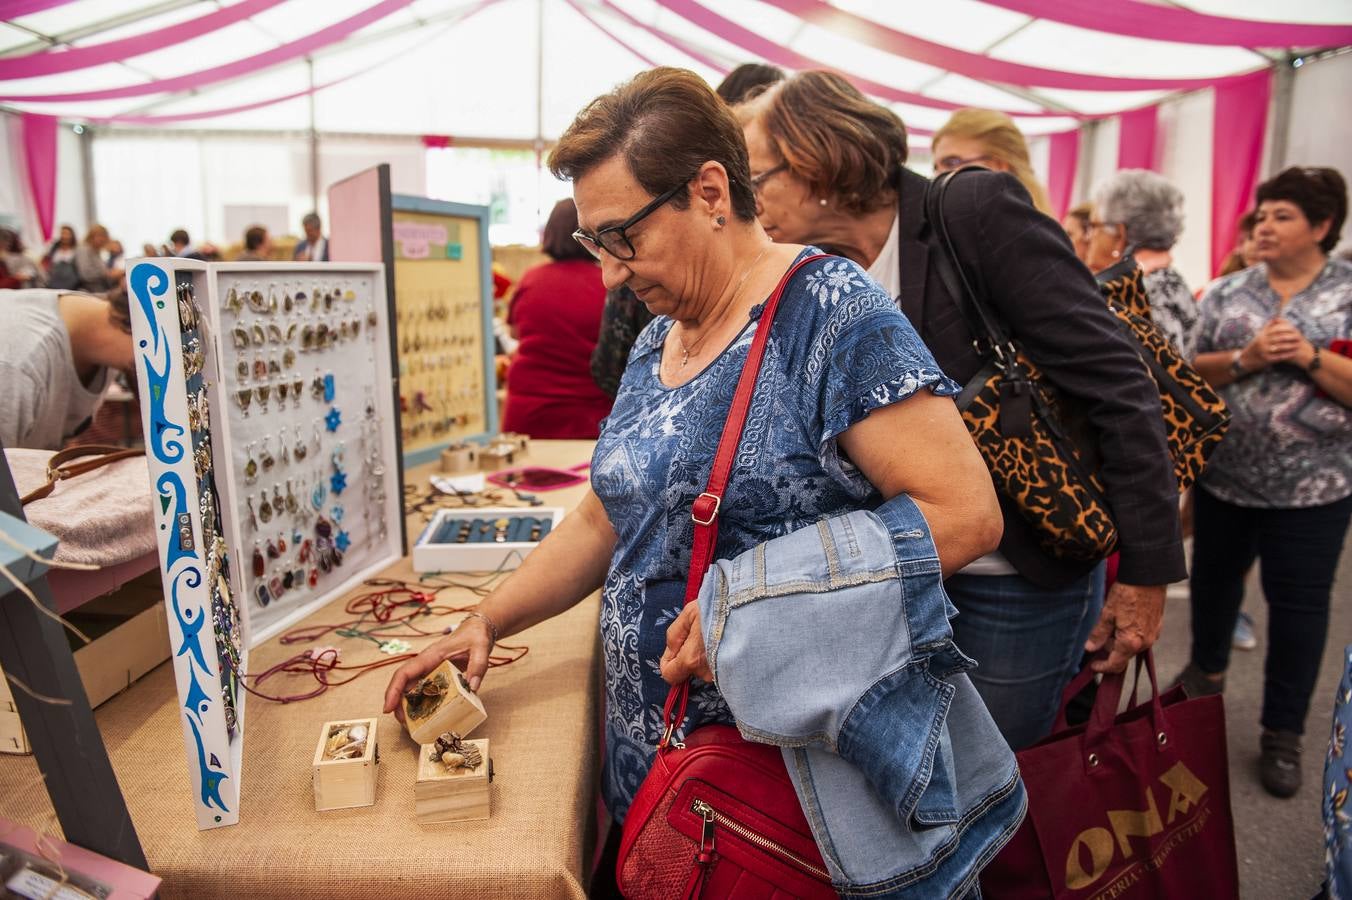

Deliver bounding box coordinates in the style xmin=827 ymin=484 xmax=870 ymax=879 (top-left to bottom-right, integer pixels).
xmin=461 ymin=610 xmax=499 ymax=645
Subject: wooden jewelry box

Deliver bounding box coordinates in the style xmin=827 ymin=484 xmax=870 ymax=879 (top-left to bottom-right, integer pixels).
xmin=312 ymin=717 xmax=379 ymax=811
xmin=414 ymin=737 xmax=491 ymax=824
xmin=412 ymin=506 xmax=563 ymax=574
xmin=400 ymin=660 xmax=487 ymax=745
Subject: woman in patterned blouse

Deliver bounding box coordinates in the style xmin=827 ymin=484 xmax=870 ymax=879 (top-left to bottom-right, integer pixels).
xmin=1177 ymin=166 xmax=1352 ymax=799
xmin=384 ymin=68 xmax=1002 ymax=830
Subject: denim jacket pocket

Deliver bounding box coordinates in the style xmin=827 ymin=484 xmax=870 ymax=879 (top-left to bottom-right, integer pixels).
xmin=836 ymin=659 xmax=960 ymax=828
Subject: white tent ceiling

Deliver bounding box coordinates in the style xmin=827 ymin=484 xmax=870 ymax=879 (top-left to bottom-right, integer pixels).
xmin=2 ymin=0 xmax=1349 ymax=143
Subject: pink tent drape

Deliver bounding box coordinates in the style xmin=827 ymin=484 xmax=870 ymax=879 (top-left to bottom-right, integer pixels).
xmin=0 ymin=0 xmax=290 ymax=80
xmin=981 ymin=0 xmax=1352 ymax=48
xmin=20 ymin=113 xmax=58 ymax=243
xmin=1047 ymin=130 xmax=1080 ymax=221
xmin=1210 ymin=70 xmax=1272 ymax=277
xmin=0 ymin=0 xmax=418 ymax=103
xmin=1117 ymin=105 xmax=1159 ymax=171
xmin=758 ymin=0 xmax=1257 ymax=92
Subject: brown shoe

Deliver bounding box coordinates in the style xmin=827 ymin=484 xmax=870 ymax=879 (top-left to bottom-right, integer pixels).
xmin=1170 ymin=662 xmax=1225 ymax=699
xmin=1259 ymin=730 xmax=1302 ymax=798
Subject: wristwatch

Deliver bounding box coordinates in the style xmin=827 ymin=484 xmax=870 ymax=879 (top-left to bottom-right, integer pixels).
xmin=1228 ymin=351 xmax=1248 ymax=379
xmin=1308 ymin=346 xmax=1323 ymax=373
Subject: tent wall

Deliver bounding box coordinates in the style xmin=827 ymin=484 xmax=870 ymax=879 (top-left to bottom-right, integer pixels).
xmin=0 ymin=110 xmax=86 ymax=253
xmin=1156 ymin=90 xmax=1216 ymax=290
xmin=87 ymin=130 xmax=426 ymax=254
xmin=1283 ymin=50 xmax=1352 ymax=207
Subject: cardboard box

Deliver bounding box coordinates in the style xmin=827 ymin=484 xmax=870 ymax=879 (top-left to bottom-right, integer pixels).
xmin=0 ymin=670 xmax=28 ymax=755
xmin=415 ymin=738 xmax=491 ymax=824
xmin=67 ymin=572 xmax=171 ymax=710
xmin=312 ymin=718 xmax=379 ymax=811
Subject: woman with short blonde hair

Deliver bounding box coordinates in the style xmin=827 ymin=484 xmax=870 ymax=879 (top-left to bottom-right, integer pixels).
xmin=932 ymin=108 xmax=1051 ymax=215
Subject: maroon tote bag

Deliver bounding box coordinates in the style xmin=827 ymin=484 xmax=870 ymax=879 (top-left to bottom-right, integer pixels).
xmin=981 ymin=652 xmax=1239 ymax=900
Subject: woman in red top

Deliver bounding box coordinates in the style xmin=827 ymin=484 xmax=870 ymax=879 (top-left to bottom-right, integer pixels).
xmin=503 ymin=199 xmax=614 ymax=438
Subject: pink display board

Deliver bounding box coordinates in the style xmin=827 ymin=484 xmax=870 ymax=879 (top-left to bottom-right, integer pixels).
xmin=327 ymin=166 xmax=388 ymax=264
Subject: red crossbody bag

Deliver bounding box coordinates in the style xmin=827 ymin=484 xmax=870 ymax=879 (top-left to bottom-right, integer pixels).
xmin=615 ymin=255 xmax=837 ymax=899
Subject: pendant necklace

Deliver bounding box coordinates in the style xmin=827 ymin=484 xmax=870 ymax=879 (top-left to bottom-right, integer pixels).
xmin=677 ymin=244 xmax=772 ymax=369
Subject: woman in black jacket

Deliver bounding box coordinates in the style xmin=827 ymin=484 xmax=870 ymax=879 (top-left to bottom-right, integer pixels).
xmin=736 ymin=72 xmax=1185 ymax=750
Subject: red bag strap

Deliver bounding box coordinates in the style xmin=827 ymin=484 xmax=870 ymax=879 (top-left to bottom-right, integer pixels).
xmin=1057 ymin=651 xmax=1170 ymax=771
xmin=658 ymin=252 xmax=826 ymax=750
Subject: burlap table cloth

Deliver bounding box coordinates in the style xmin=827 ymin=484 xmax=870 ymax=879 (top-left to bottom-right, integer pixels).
xmin=0 ymin=441 xmax=603 ymax=898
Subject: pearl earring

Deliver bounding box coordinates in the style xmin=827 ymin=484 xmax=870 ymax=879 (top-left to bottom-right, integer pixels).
xmin=819 ymin=198 xmax=828 ymax=207
xmin=1111 ymin=249 xmax=1121 ymax=258
xmin=716 ymin=215 xmax=726 ymax=226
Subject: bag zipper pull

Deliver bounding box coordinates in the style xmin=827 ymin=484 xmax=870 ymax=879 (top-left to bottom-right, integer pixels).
xmin=693 ymin=799 xmax=717 ymax=863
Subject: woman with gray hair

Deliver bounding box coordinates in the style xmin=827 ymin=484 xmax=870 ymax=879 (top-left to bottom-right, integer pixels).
xmin=1087 ymin=169 xmax=1198 ymax=357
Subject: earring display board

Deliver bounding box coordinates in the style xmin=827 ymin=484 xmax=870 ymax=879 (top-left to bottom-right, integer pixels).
xmin=390 ymin=195 xmax=496 ymax=466
xmin=127 ymin=259 xmax=403 ymax=830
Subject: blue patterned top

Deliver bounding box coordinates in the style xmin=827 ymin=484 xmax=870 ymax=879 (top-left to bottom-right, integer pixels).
xmin=1195 ymin=259 xmax=1352 ymax=508
xmin=589 ymin=249 xmax=959 ymax=822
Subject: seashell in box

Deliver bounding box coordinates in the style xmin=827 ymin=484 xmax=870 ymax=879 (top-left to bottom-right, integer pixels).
xmin=400 ymin=660 xmax=487 ymax=745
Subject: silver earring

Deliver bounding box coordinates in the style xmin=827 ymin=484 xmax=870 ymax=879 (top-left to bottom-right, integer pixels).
xmin=716 ymin=215 xmax=726 ymax=226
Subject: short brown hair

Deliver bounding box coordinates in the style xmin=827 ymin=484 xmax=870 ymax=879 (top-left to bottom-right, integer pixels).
xmin=540 ymin=198 xmax=591 ymax=261
xmin=1255 ymin=167 xmax=1346 ymax=254
xmin=716 ymin=63 xmax=784 ymax=105
xmin=748 ymin=71 xmax=908 ymax=216
xmin=548 ymin=67 xmax=758 ymax=222
xmin=244 ymin=225 xmax=268 ymax=252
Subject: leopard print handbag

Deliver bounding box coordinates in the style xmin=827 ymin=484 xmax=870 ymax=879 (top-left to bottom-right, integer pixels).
xmin=927 ymin=172 xmax=1229 ymax=563
xmin=1094 ymin=257 xmax=1230 ymax=495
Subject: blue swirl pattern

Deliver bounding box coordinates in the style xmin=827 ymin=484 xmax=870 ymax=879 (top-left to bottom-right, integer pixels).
xmin=131 ymin=262 xmax=230 ymax=818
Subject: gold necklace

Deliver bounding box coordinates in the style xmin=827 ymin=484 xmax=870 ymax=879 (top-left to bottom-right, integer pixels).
xmin=677 ymin=244 xmax=772 ymax=369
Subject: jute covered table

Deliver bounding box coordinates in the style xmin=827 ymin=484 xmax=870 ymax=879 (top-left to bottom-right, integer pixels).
xmin=0 ymin=440 xmax=603 ymax=898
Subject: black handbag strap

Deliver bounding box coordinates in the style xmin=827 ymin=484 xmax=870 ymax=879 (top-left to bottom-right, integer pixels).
xmin=923 ymin=170 xmax=1017 ymax=365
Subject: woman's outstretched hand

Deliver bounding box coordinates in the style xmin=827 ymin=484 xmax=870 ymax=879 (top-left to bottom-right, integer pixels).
xmin=382 ymin=616 xmax=495 ymax=722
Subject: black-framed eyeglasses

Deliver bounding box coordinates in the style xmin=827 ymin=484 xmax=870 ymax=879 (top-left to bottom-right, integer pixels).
xmin=934 ymin=154 xmax=991 ymax=173
xmin=750 ymin=163 xmax=788 ymax=194
xmin=572 ymin=178 xmax=691 ymax=261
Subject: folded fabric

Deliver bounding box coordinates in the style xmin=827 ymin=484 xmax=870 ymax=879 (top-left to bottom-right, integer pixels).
xmin=7 ymin=447 xmax=156 ymax=567
xmin=699 ymin=493 xmax=1025 ymax=897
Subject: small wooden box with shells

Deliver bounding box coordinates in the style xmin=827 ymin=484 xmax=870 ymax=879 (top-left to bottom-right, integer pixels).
xmin=415 ymin=733 xmax=492 ymax=824
xmin=400 ymin=659 xmax=487 ymax=745
xmin=312 ymin=718 xmax=379 ymax=811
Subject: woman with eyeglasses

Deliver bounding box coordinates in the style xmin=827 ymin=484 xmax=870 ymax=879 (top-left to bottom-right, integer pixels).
xmin=1176 ymin=166 xmax=1352 ymax=799
xmin=386 ymin=67 xmax=1019 ymax=895
xmin=737 ymin=71 xmax=1185 ymax=752
xmin=931 ymin=108 xmax=1052 ymax=216
xmin=1086 ymin=169 xmax=1197 ymax=357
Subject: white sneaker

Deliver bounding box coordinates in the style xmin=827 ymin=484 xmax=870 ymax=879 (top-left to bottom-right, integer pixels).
xmin=1232 ymin=612 xmax=1257 ymax=651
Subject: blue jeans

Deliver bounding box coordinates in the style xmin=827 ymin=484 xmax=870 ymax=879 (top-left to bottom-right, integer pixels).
xmin=945 ymin=565 xmax=1106 ymax=750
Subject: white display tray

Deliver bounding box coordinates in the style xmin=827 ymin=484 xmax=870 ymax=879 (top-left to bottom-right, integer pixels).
xmin=412 ymin=507 xmax=562 ymax=573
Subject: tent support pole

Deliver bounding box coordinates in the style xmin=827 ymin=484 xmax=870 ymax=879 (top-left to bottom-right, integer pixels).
xmin=79 ymin=126 xmax=96 ymax=229
xmin=1074 ymin=119 xmax=1099 ymax=208
xmin=308 ymin=56 xmax=320 ymax=213
xmin=1266 ymin=57 xmax=1294 ymax=177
